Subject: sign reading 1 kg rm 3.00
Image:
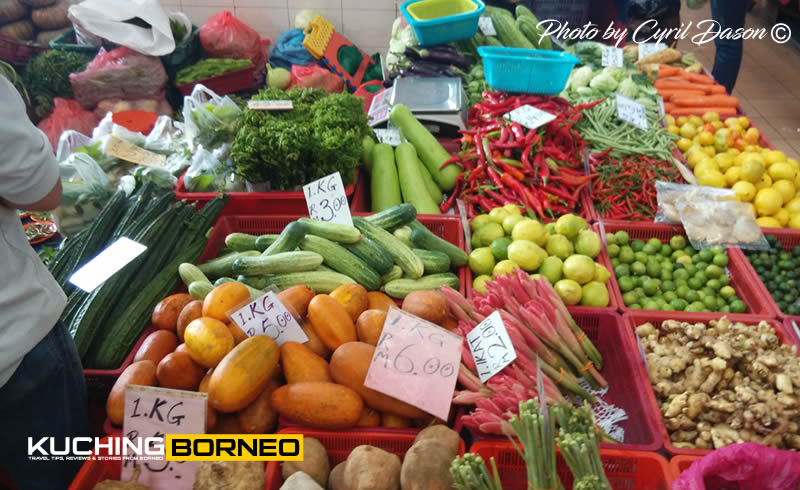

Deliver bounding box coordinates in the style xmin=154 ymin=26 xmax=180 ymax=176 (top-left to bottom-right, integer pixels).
xmin=303 ymin=172 xmax=353 ymax=226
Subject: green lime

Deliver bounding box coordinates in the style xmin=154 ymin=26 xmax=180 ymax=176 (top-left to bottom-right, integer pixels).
xmin=694 ymin=271 xmax=708 ymax=284
xmin=545 ymin=234 xmax=574 ymax=259
xmin=635 ymin=251 xmax=649 ymax=264
xmin=686 ymin=290 xmax=700 ymax=303
xmin=619 ymin=246 xmax=635 ymax=264
xmin=688 ymin=277 xmax=703 ymax=290
xmin=594 ymin=263 xmax=611 ymax=284
xmin=698 ymin=249 xmax=714 ymax=263
xmin=703 ymin=295 xmax=717 ymax=310
xmin=642 ymin=299 xmax=659 ymax=310
xmin=720 ymin=285 xmax=736 ymax=299
xmin=662 ymin=304 xmax=676 ymax=311
xmin=490 ymin=237 xmax=513 ymax=260
xmin=713 ymin=254 xmax=729 ymax=267
xmin=642 ymin=279 xmax=658 ymax=296
xmin=705 ymin=264 xmax=724 ymax=279
xmin=631 ymin=239 xmax=645 ymax=252
xmin=660 ymin=244 xmax=673 ymax=257
xmin=618 ymin=276 xmax=634 ymax=292
xmin=512 ymin=219 xmax=548 ymax=246
xmin=664 ymin=291 xmax=678 ymax=302
xmin=614 ymin=264 xmax=631 ymax=277
xmin=630 ymin=303 xmax=642 ymax=309
xmin=545 ymin=223 xmax=557 ymax=235
xmin=730 ymin=300 xmax=747 ymax=313
xmin=661 ymin=280 xmax=676 ymax=292
xmin=469 ymin=247 xmax=496 ymax=276
xmin=643 ymin=243 xmax=660 ymax=255
xmin=472 ymin=274 xmax=492 ymax=294
xmin=634 ymin=287 xmax=646 ymax=298
xmin=471 ymin=233 xmax=482 ymax=250
xmin=716 ymin=297 xmax=727 ymax=310
xmin=554 ymin=214 xmax=588 ymax=240
xmin=575 ymin=230 xmax=602 ymax=258
xmin=707 ymin=279 xmax=721 ymax=291
xmin=581 ymin=282 xmax=609 ymax=307
xmin=606 ymin=233 xmax=617 ymax=245
xmin=608 ymin=243 xmax=620 ymax=257
xmin=503 ymin=204 xmax=522 ymax=216
xmin=660 ymin=270 xmax=673 ymax=281
xmin=470 ymin=214 xmax=491 ymax=231
xmin=697 ymin=290 xmax=705 ymax=300
xmin=646 ymin=261 xmax=662 ymax=277
xmin=554 ymin=279 xmax=583 ymax=305
xmin=671 ymin=298 xmax=688 ymax=310
xmin=647 ymin=237 xmax=662 ymax=248
xmin=671 ymin=250 xmax=686 ymax=261
xmin=684 ymin=264 xmax=697 ymax=276
xmin=719 ymin=275 xmax=730 ymax=286
xmin=702 ymin=287 xmax=715 ymax=298
xmin=694 ymin=262 xmax=709 ymax=272
xmin=720 ymin=305 xmax=731 ymax=313
xmin=633 ymin=276 xmax=643 ymax=287
xmin=502 ymin=214 xmax=525 ymax=235
xmin=493 ymin=259 xmax=520 ymax=277
xmin=622 ymin=291 xmax=639 ymax=305
xmin=673 ymin=269 xmax=689 ymax=282
xmin=676 ymin=255 xmax=693 ymax=265
xmin=488 ymin=207 xmax=510 ymax=224
xmin=632 ymin=261 xmax=646 ymax=275
xmin=508 ymin=240 xmax=544 ymax=272
xmin=611 ymin=258 xmax=620 ymax=268
xmin=476 ymin=222 xmax=505 ymax=247
xmin=669 ymin=235 xmax=686 ymax=249
xmin=676 ymin=285 xmax=690 ymax=299
xmin=615 ymin=230 xmax=630 ymax=246
xmin=539 ymin=256 xmax=564 ymax=284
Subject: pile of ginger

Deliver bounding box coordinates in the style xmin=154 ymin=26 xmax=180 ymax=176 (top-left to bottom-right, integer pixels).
xmin=636 ymin=317 xmax=800 ymax=450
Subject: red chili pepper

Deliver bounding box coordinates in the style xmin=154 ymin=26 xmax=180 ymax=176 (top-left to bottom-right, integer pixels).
xmin=548 ymin=173 xmax=595 ymax=187
xmin=476 ymin=195 xmax=499 ymax=213
xmin=510 ymin=122 xmax=525 ymax=141
xmin=498 ymin=161 xmax=525 ymax=181
xmin=534 ymin=152 xmax=550 ymax=183
xmin=483 ymin=188 xmax=514 ymax=206
xmin=441 ymin=175 xmax=463 ymax=212
xmin=439 ymin=154 xmax=463 ymax=171
xmin=486 ymin=166 xmax=504 ymax=189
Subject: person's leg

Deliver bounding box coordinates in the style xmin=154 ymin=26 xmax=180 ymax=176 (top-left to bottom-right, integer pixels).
xmin=711 ymin=0 xmax=749 ymax=93
xmin=0 ymin=321 xmax=90 ymax=490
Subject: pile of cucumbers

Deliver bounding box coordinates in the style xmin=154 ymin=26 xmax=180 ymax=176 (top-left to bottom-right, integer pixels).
xmin=178 ymin=204 xmax=468 ymax=299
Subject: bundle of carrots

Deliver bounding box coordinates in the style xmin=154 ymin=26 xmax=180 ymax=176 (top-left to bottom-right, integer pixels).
xmin=654 ymin=64 xmax=738 ymax=116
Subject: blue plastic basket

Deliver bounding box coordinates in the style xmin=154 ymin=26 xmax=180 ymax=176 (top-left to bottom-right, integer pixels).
xmin=401 ymin=0 xmax=485 ymax=46
xmin=477 ymin=46 xmax=579 ymax=94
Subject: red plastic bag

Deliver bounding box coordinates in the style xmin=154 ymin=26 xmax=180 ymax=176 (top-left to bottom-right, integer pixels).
xmin=37 ymin=98 xmax=100 ymax=150
xmin=673 ymin=443 xmax=800 ymax=490
xmin=199 ymin=10 xmax=267 ymax=67
xmin=289 ymin=64 xmax=344 ymax=93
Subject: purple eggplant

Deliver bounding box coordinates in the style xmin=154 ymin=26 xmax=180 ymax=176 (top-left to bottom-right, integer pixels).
xmin=405 ymin=46 xmax=471 ymax=71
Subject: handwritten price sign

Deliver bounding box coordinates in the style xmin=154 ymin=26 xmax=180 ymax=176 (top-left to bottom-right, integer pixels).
xmin=505 ymin=105 xmax=556 ymax=130
xmin=229 ymin=291 xmax=307 ymax=346
xmin=601 ymin=46 xmax=623 ymax=68
xmin=303 ymin=172 xmax=353 ymax=226
xmin=616 ymin=93 xmax=648 ymax=132
xmin=122 ymin=386 xmax=207 ymax=489
xmin=364 ymin=308 xmax=461 ymax=420
xmin=638 ymin=42 xmax=667 ymax=60
xmin=478 ymin=16 xmax=497 ymax=36
xmin=466 ymin=311 xmax=517 ymax=383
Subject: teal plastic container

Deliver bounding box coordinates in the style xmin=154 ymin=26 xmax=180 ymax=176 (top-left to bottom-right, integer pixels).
xmin=401 ymin=0 xmax=485 ymax=46
xmin=477 ymin=46 xmax=579 ymax=94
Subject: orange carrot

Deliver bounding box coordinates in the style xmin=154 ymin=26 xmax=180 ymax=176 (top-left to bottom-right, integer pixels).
xmin=671 ymin=95 xmax=739 ymax=108
xmin=657 ymin=64 xmax=681 ymax=78
xmin=654 ymin=80 xmax=705 ymax=90
xmin=669 ymin=106 xmax=737 ymax=116
xmin=664 ymin=102 xmax=676 ymax=113
xmin=708 ymin=85 xmax=727 ymax=94
xmin=686 ymin=72 xmax=716 ymax=85
xmin=657 ymin=89 xmax=706 ymax=99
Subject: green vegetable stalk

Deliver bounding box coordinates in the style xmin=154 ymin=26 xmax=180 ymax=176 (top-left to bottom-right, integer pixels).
xmin=24 ymin=50 xmax=92 ymax=121
xmin=508 ymin=399 xmax=563 ymax=490
xmin=450 ymin=453 xmax=503 ymax=490
xmin=552 ymin=402 xmax=611 ymax=490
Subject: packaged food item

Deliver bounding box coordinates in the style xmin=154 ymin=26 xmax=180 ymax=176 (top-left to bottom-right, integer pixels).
xmin=678 ymin=200 xmax=769 ymax=250
xmin=655 ymin=181 xmax=736 ymax=224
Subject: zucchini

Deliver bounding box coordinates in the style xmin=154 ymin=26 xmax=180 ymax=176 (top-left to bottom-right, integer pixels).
xmin=212 ymin=278 xmax=262 ymax=299
xmin=237 ymin=275 xmax=269 ymax=290
xmin=418 ymin=157 xmax=443 ymax=204
xmin=189 ymin=281 xmax=214 ymax=300
xmin=232 ymin=251 xmax=324 ymax=275
xmin=353 ymin=217 xmax=424 ymax=279
xmin=298 ymin=235 xmax=381 ymax=291
xmin=214 ymin=277 xmax=234 ymax=287
xmin=254 ymin=234 xmax=279 ymax=251
xmin=225 ymin=233 xmax=260 ymax=252
xmin=486 ymin=5 xmax=534 ymax=49
xmin=262 ymin=220 xmax=306 ymax=256
xmin=393 ymin=226 xmax=415 ymax=248
xmin=408 ymin=221 xmax=468 ymax=266
xmin=298 ymin=218 xmax=361 ymax=244
xmin=381 ymin=265 xmax=403 ymax=285
xmin=111 ymin=181 xmax=155 ymax=241
xmin=179 ymin=263 xmax=211 ymax=286
xmin=265 ymin=271 xmax=356 ymax=293
xmin=383 ymin=273 xmax=460 ymax=299
xmin=517 ymin=14 xmax=551 ymax=50
xmin=395 ymin=142 xmax=441 ymax=214
xmin=364 ymin=203 xmax=416 ymax=230
xmin=342 ymin=235 xmax=394 ymax=275
xmin=413 ymin=248 xmax=451 ymax=273
xmin=389 ymin=104 xmax=459 ymax=191
xmin=198 ymin=251 xmax=260 ymax=278
xmin=370 ymin=143 xmax=402 ymax=212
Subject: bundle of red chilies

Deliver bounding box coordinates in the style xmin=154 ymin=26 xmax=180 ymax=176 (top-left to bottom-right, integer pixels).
xmin=441 ymin=92 xmax=601 ymax=219
xmin=440 ymin=270 xmax=605 ymax=436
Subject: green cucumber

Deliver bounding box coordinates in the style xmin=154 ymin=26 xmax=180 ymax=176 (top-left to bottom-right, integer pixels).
xmin=393 ymin=226 xmax=415 ymax=248
xmin=189 ymin=281 xmax=215 ymax=299
xmin=395 ymin=142 xmax=441 ymax=214
xmin=225 ymin=233 xmax=260 ymax=252
xmin=262 ymin=220 xmax=306 ymax=256
xmin=364 ymin=203 xmax=416 ymax=230
xmin=408 ymin=220 xmax=468 ymax=266
xmin=342 ymin=236 xmax=394 ymax=275
xmin=353 ymin=217 xmax=424 ymax=279
xmin=198 ymin=251 xmax=260 ymax=278
xmin=370 ymin=143 xmax=402 ymax=212
xmin=265 ymin=271 xmax=356 ymax=293
xmin=383 ymin=273 xmax=460 ymax=299
xmin=237 ymin=275 xmax=269 ymax=290
xmin=418 ymin=157 xmax=443 ymax=204
xmin=381 ymin=265 xmax=403 ymax=285
xmin=298 ymin=235 xmax=381 ymax=291
xmin=179 ymin=263 xmax=211 ymax=286
xmin=232 ymin=251 xmax=324 ymax=276
xmin=254 ymin=234 xmax=280 ymax=251
xmin=413 ymin=249 xmax=451 ymax=273
xmin=298 ymin=218 xmax=361 ymax=244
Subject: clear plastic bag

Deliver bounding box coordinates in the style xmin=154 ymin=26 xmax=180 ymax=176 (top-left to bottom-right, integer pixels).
xmin=198 ymin=10 xmax=266 ymax=67
xmin=51 ymin=152 xmax=114 ymax=237
xmin=184 ymin=146 xmax=226 ymax=192
xmin=93 ymin=94 xmax=173 ymax=119
xmin=37 ymin=98 xmax=100 ymax=150
xmin=143 ymin=115 xmax=182 ymax=154
xmin=655 ymin=181 xmax=736 ymax=224
xmin=678 ymin=200 xmax=770 ymax=250
xmin=56 ymin=130 xmax=92 ymax=162
xmin=289 ymin=63 xmax=344 ymax=93
xmin=182 ymin=84 xmax=242 ymax=150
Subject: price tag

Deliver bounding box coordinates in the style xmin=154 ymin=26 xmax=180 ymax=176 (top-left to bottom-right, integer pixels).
xmin=121 ymin=385 xmax=207 ymax=489
xmin=478 ymin=16 xmax=497 ymax=36
xmin=374 ymin=128 xmax=402 ymax=146
xmin=303 ymin=171 xmax=353 ymax=226
xmin=657 ymin=95 xmax=666 ymax=121
xmin=456 ymin=199 xmax=472 ymax=253
xmin=107 ymin=136 xmax=166 ymax=168
xmin=616 ymin=93 xmax=648 ymax=132
xmin=68 ymin=237 xmax=147 ymax=292
xmin=601 ymin=46 xmax=623 ymax=68
xmin=505 ymin=105 xmax=556 ymax=130
xmin=367 ymin=86 xmax=393 ymax=126
xmin=247 ymin=100 xmax=294 ymax=111
xmin=229 ymin=291 xmax=308 ymax=346
xmin=638 ymin=42 xmax=667 ymax=60
xmin=466 ymin=311 xmax=516 ymax=383
xmin=364 ymin=308 xmax=462 ymax=420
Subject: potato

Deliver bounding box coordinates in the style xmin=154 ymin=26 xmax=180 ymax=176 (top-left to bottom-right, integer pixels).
xmin=343 ymin=445 xmax=400 ymax=490
xmin=400 ymin=440 xmax=455 ymax=490
xmin=281 ymin=437 xmax=329 ymax=487
xmin=280 ymin=471 xmax=324 ymax=490
xmin=327 ymin=462 xmax=347 ymax=490
xmin=194 ymin=461 xmax=264 ymax=490
xmin=413 ymin=425 xmax=460 ymax=457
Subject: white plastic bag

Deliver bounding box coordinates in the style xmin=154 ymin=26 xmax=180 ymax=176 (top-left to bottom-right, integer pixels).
xmin=184 ymin=146 xmax=225 ymax=192
xmin=182 ymin=84 xmax=241 ymax=151
xmin=655 ymin=181 xmax=736 ymax=224
xmin=52 ymin=152 xmax=114 ymax=237
xmin=678 ymin=200 xmax=770 ymax=250
xmin=67 ymin=0 xmax=177 ymax=56
xmin=56 ymin=130 xmax=92 ymax=162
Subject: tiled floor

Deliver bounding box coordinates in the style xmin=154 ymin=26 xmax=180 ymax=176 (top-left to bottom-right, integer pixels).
xmin=676 ymin=3 xmax=800 ymax=160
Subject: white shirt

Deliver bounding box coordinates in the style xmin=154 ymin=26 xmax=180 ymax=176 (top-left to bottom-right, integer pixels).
xmin=0 ymin=77 xmax=67 ymax=387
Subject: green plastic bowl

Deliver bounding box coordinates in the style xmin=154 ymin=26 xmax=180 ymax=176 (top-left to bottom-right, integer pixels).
xmin=406 ymin=0 xmax=477 ymax=21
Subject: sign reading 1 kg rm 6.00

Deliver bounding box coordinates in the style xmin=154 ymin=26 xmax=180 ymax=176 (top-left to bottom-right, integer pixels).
xmin=303 ymin=171 xmax=353 ymax=226
xmin=229 ymin=291 xmax=307 ymax=346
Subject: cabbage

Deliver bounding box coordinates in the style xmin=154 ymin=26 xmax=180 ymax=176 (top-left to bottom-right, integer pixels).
xmin=589 ymin=72 xmax=618 ymax=92
xmin=637 ymin=96 xmax=657 ymax=111
xmin=576 ymin=86 xmax=595 ymax=96
xmin=294 ymin=9 xmax=318 ymax=29
xmin=618 ymin=78 xmax=638 ymax=98
xmin=602 ymin=67 xmax=626 ymax=81
xmin=568 ymin=66 xmax=594 ymax=90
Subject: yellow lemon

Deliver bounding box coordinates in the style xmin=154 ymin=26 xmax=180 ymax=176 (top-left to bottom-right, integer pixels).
xmin=724 ymin=116 xmax=740 ymax=127
xmin=667 ymin=124 xmax=680 ymax=135
xmin=772 ymin=179 xmax=796 ymax=204
xmin=697 ymin=170 xmax=726 ymax=188
xmin=676 ymin=116 xmax=689 ymax=126
xmin=748 ymin=202 xmax=758 ymax=217
xmin=727 ymin=148 xmax=741 ymax=157
xmin=687 ymin=151 xmax=709 ymax=169
xmin=711 ymin=121 xmax=724 ymax=130
xmin=757 ymin=216 xmax=782 ymax=228
xmin=665 ymin=114 xmax=676 ymax=127
xmin=794 ymin=171 xmax=800 ymax=189
xmin=740 ymin=157 xmax=766 ymax=183
xmin=697 ymin=130 xmax=714 ymax=146
xmin=785 ymin=197 xmax=800 ymax=214
xmin=680 ymin=123 xmax=697 ymax=139
xmin=689 ymin=115 xmax=704 ymax=127
xmin=703 ymin=145 xmax=716 ymax=157
xmin=773 ymin=208 xmax=790 ymax=227
xmin=702 ymin=111 xmax=720 ymax=123
xmin=755 ymin=188 xmax=783 ymax=216
xmin=725 ymin=166 xmax=742 ymax=186
xmin=738 ymin=116 xmax=750 ymax=129
xmin=756 ymin=174 xmax=773 ymax=191
xmin=676 ymin=137 xmax=693 ymax=152
xmin=789 ymin=213 xmax=800 ymax=229
xmin=787 ymin=158 xmax=799 ymax=169
xmin=768 ymin=162 xmax=795 ymax=181
xmin=731 ymin=181 xmax=757 ymax=202
xmin=714 ymin=153 xmax=735 ymax=172
xmin=695 ymin=159 xmax=719 ymax=175
xmin=765 ymin=150 xmax=787 ymax=165
xmin=733 ymin=152 xmax=747 ymax=166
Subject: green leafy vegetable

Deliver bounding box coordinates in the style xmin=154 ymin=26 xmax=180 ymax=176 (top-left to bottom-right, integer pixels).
xmin=23 ymin=50 xmax=93 ymax=121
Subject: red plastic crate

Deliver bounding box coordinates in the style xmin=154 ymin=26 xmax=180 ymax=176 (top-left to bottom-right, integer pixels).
xmin=670 ymin=455 xmax=700 ymax=480
xmin=466 ymin=224 xmax=620 ymax=314
xmin=84 ymin=327 xmax=154 ymax=400
xmin=68 ymin=437 xmax=122 ymax=490
xmin=197 ymin=213 xmax=469 ymax=299
xmin=175 ymin=169 xmax=359 ymax=217
xmin=732 ymin=226 xmax=800 ymax=320
xmin=622 ymin=311 xmax=794 ymax=457
xmin=177 ymin=64 xmax=256 ymax=96
xmin=470 ymin=441 xmax=673 ymax=490
xmin=264 ymin=427 xmax=465 ymax=489
xmin=601 ymin=221 xmax=777 ymax=319
xmin=457 ymin=311 xmax=663 ymax=452
xmin=784 ymin=318 xmax=800 ymax=346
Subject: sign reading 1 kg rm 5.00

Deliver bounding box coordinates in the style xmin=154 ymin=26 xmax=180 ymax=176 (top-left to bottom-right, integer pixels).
xmin=303 ymin=172 xmax=353 ymax=226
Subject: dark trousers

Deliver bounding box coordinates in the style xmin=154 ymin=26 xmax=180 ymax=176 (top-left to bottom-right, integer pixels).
xmin=0 ymin=321 xmax=90 ymax=490
xmin=711 ymin=0 xmax=749 ymax=94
